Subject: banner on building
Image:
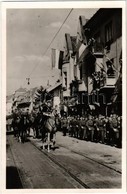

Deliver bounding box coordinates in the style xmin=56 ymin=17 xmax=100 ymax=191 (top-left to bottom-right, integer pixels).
xmin=51 ymin=48 xmax=63 ymax=70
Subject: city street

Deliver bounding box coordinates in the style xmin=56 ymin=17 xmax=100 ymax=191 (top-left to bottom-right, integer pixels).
xmin=6 ymin=7 xmax=123 ymax=191
xmin=6 ymin=131 xmax=121 ymax=189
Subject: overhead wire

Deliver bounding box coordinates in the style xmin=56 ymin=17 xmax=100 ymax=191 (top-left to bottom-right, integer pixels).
xmin=26 ymin=8 xmax=73 ymax=80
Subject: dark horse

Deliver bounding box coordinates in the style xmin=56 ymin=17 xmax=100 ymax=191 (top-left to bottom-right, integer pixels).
xmin=41 ymin=114 xmax=57 ymax=152
xmin=18 ymin=114 xmax=30 ymax=143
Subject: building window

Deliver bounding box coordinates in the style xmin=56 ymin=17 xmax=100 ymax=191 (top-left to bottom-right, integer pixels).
xmin=74 ymin=65 xmax=77 ymax=78
xmin=106 ymin=58 xmax=115 ymax=78
xmin=93 ymin=31 xmax=104 ymax=53
xmin=105 ymin=21 xmax=113 ymax=43
xmin=105 ymin=21 xmax=113 ymax=52
xmin=94 ymin=31 xmax=101 ymax=43
xmin=64 ymin=72 xmax=67 ymax=87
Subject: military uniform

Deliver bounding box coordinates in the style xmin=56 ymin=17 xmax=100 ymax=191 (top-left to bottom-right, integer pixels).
xmin=117 ymin=116 xmax=122 ymax=147
xmin=105 ymin=117 xmax=111 ymax=144
xmin=94 ymin=117 xmax=100 ymax=142
xmin=69 ymin=117 xmax=74 ymax=137
xmin=75 ymin=117 xmax=81 ymax=139
xmin=79 ymin=117 xmax=87 ymax=140
xmin=61 ymin=116 xmax=68 ymax=136
xmin=109 ymin=115 xmax=119 ymax=145
xmin=86 ymin=116 xmax=95 ymax=142
xmin=72 ymin=116 xmax=79 ymax=138
xmin=12 ymin=111 xmax=21 ymax=137
xmin=98 ymin=117 xmax=106 ymax=143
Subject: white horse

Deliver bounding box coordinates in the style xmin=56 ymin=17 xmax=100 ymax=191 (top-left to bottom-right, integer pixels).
xmin=42 ymin=115 xmax=57 ymax=152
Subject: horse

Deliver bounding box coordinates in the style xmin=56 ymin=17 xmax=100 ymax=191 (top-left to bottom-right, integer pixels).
xmin=41 ymin=115 xmax=57 ymax=152
xmin=12 ymin=114 xmax=21 ymax=138
xmin=18 ymin=114 xmax=30 ymax=143
xmin=28 ymin=113 xmax=36 ymax=138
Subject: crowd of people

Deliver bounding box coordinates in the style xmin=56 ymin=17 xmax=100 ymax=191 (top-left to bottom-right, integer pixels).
xmin=60 ymin=114 xmax=122 ymax=148
xmin=6 ymin=107 xmax=122 ymax=148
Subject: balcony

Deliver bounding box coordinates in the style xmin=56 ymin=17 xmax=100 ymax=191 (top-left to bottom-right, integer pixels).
xmin=99 ymin=75 xmax=116 ymax=92
xmin=78 ymin=80 xmax=87 ymax=92
xmin=92 ymin=42 xmax=104 ymax=55
xmin=106 ymin=75 xmax=116 ymax=86
xmin=92 ymin=72 xmax=116 ymax=91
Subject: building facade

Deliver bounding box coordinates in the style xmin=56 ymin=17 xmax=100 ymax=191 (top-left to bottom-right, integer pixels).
xmin=61 ymin=33 xmax=77 ymax=115
xmin=68 ymin=8 xmax=122 ymax=116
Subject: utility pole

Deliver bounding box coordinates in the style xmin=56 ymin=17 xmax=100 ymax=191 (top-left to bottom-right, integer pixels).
xmin=26 ymin=78 xmax=33 ymax=113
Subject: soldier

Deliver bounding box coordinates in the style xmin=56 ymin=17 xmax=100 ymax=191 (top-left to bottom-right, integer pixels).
xmin=69 ymin=116 xmax=74 ymax=137
xmin=93 ymin=116 xmax=100 ymax=142
xmin=61 ymin=114 xmax=68 ymax=136
xmin=54 ymin=111 xmax=61 ymax=131
xmin=12 ymin=108 xmax=20 ymax=137
xmin=105 ymin=116 xmax=110 ymax=144
xmin=79 ymin=116 xmax=87 ymax=140
xmin=75 ymin=115 xmax=81 ymax=139
xmin=6 ymin=116 xmax=12 ymax=132
xmin=105 ymin=115 xmax=113 ymax=145
xmin=109 ymin=114 xmax=119 ymax=146
xmin=72 ymin=116 xmax=78 ymax=138
xmin=86 ymin=115 xmax=95 ymax=142
xmin=25 ymin=108 xmax=31 ymax=136
xmin=117 ymin=116 xmax=122 ymax=148
xmin=98 ymin=115 xmax=106 ymax=144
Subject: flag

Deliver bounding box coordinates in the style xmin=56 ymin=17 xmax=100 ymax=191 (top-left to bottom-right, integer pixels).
xmin=51 ymin=48 xmax=63 ymax=70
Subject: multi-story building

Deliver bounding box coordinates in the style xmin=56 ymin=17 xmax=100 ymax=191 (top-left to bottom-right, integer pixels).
xmin=84 ymin=8 xmax=122 ymax=116
xmin=12 ymin=87 xmax=27 ymax=112
xmin=47 ymin=81 xmax=62 ymax=114
xmin=61 ymin=33 xmax=77 ymax=115
xmin=73 ymin=8 xmax=122 ymax=116
xmin=6 ymin=95 xmax=13 ymax=115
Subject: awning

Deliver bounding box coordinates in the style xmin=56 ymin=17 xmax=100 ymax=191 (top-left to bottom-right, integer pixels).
xmin=89 ymin=105 xmax=95 ymax=110
xmin=94 ymin=102 xmax=100 ymax=107
xmin=111 ymin=94 xmax=118 ymax=103
xmin=17 ymin=102 xmax=30 ymax=108
xmin=6 ymin=114 xmax=13 ymax=119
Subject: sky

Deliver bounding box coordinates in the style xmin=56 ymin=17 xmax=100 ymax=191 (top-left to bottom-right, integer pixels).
xmin=7 ymin=8 xmax=98 ymax=95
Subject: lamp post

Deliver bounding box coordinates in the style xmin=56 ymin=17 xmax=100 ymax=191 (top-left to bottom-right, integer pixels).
xmin=26 ymin=78 xmax=33 ymax=113
xmin=26 ymin=78 xmax=30 ymax=85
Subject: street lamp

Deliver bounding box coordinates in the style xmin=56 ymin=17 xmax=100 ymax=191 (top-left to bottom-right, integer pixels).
xmin=26 ymin=78 xmax=30 ymax=85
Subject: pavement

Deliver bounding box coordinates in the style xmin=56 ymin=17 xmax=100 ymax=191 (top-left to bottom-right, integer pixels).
xmin=29 ymin=130 xmax=122 ymax=173
xmin=6 ymin=141 xmax=23 ymax=189
xmin=6 ymin=130 xmax=122 ymax=189
xmin=7 ymin=135 xmax=84 ymax=189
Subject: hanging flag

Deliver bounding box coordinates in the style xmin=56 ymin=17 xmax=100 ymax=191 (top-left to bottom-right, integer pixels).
xmin=51 ymin=48 xmax=63 ymax=70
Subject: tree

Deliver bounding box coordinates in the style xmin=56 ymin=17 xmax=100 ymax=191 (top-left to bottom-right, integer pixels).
xmin=34 ymin=86 xmax=51 ymax=104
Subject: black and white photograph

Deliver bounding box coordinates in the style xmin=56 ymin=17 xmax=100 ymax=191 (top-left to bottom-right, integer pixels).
xmin=2 ymin=1 xmax=126 ymax=191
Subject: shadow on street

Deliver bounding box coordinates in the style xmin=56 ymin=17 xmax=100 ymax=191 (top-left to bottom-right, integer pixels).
xmin=6 ymin=166 xmax=23 ymax=189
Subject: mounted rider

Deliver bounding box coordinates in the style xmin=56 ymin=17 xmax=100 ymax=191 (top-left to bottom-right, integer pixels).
xmin=41 ymin=100 xmax=53 ymax=120
xmin=40 ymin=100 xmax=53 ymax=137
xmin=40 ymin=100 xmax=57 ymax=152
xmin=12 ymin=108 xmax=21 ymax=137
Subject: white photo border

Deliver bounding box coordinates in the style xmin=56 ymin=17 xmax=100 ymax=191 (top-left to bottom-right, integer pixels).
xmin=1 ymin=1 xmax=126 ymax=194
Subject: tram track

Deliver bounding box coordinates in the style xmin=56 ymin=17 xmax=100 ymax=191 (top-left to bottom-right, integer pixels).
xmin=7 ymin=135 xmax=89 ymax=188
xmin=57 ymin=143 xmax=121 ymax=174
xmin=7 ymin=137 xmax=35 ymax=188
xmin=7 ymin=138 xmax=24 ymax=188
xmin=30 ymin=140 xmax=90 ymax=188
xmin=7 ymin=134 xmax=121 ymax=189
xmin=30 ymin=137 xmax=121 ymax=189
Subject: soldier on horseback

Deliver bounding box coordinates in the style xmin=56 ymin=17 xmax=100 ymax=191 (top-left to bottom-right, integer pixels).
xmin=40 ymin=100 xmax=56 ymax=152
xmin=12 ymin=108 xmax=21 ymax=138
